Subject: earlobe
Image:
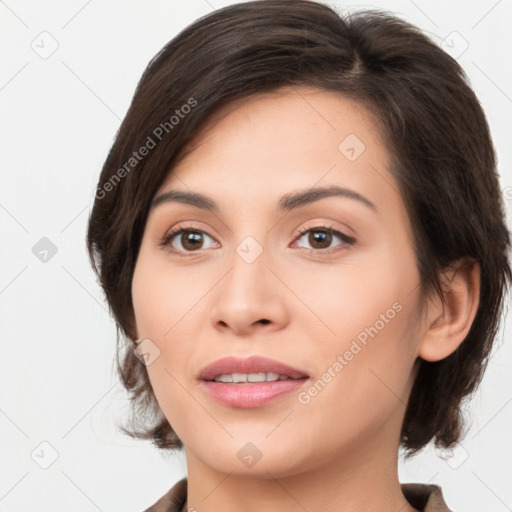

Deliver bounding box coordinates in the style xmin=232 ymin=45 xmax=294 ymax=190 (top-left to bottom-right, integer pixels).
xmin=418 ymin=259 xmax=481 ymax=362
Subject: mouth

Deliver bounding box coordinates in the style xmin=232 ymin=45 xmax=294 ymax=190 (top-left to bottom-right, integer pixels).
xmin=198 ymin=356 xmax=309 ymax=408
xmin=198 ymin=355 xmax=309 ymax=382
xmin=207 ymin=372 xmax=304 ymax=383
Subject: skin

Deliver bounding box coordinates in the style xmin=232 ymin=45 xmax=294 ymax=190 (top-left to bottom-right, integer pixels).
xmin=131 ymin=86 xmax=480 ymax=512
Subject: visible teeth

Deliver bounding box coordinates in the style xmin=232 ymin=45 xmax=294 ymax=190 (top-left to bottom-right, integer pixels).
xmin=213 ymin=372 xmax=290 ymax=383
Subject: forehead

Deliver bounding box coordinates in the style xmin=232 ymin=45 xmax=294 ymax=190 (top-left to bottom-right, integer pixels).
xmin=155 ymin=86 xmax=403 ymax=222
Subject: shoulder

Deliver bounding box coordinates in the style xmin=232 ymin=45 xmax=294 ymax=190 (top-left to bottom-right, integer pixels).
xmin=143 ymin=477 xmax=188 ymax=512
xmin=401 ymin=482 xmax=453 ymax=512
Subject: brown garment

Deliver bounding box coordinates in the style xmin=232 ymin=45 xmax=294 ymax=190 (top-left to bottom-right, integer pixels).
xmin=143 ymin=477 xmax=453 ymax=512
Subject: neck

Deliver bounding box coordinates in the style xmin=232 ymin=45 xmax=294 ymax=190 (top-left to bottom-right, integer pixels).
xmin=184 ymin=433 xmax=418 ymax=512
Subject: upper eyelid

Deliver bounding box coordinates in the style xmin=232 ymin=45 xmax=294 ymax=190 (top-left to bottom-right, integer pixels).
xmin=163 ymin=223 xmax=349 ymax=239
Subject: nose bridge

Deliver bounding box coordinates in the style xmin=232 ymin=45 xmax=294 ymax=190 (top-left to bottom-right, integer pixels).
xmin=224 ymin=234 xmax=270 ymax=309
xmin=209 ymin=232 xmax=285 ymax=333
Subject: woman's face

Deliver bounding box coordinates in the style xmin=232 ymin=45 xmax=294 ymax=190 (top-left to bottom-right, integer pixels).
xmin=132 ymin=86 xmax=428 ymax=477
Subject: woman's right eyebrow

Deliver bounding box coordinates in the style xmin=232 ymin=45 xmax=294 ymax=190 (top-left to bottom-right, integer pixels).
xmin=151 ymin=189 xmax=218 ymax=212
xmin=150 ymin=185 xmax=377 ymax=214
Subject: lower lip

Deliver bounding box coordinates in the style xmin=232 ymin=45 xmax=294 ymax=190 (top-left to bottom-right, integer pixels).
xmin=201 ymin=379 xmax=308 ymax=408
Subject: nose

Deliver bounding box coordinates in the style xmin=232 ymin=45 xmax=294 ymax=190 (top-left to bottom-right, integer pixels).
xmin=209 ymin=241 xmax=289 ymax=336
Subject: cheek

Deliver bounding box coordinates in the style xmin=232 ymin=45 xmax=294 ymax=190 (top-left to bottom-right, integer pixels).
xmin=289 ymin=289 xmax=420 ymax=462
xmin=131 ymin=248 xmax=211 ymax=426
xmin=290 ymin=243 xmax=421 ymax=414
xmin=131 ymin=245 xmax=205 ymax=339
xmin=287 ymin=240 xmax=418 ymax=350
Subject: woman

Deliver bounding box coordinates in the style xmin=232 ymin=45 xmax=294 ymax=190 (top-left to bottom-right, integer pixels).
xmin=86 ymin=1 xmax=511 ymax=511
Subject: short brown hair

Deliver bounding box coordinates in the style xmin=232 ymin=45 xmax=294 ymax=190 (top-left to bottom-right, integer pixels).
xmin=86 ymin=0 xmax=512 ymax=456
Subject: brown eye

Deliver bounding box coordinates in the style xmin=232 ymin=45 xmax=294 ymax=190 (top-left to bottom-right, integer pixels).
xmin=161 ymin=228 xmax=218 ymax=253
xmin=295 ymin=226 xmax=355 ymax=253
xmin=306 ymin=230 xmax=333 ymax=249
xmin=177 ymin=230 xmax=204 ymax=251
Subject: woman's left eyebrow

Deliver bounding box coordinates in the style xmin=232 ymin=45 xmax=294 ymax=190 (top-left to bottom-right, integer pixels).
xmin=150 ymin=185 xmax=377 ymax=214
xmin=277 ymin=185 xmax=377 ymax=213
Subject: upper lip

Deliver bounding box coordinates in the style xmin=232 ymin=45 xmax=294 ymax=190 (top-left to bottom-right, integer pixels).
xmin=199 ymin=356 xmax=309 ymax=381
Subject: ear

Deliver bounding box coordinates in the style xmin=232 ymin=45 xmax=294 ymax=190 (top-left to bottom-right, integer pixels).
xmin=418 ymin=259 xmax=481 ymax=362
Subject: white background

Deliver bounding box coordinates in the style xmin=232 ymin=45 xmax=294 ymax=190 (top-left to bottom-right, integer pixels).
xmin=1 ymin=1 xmax=511 ymax=511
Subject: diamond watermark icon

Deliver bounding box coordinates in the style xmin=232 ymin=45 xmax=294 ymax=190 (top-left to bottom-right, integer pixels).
xmin=32 ymin=237 xmax=58 ymax=263
xmin=134 ymin=338 xmax=161 ymax=366
xmin=31 ymin=441 xmax=59 ymax=469
xmin=237 ymin=442 xmax=263 ymax=468
xmin=31 ymin=31 xmax=59 ymax=60
xmin=338 ymin=134 xmax=366 ymax=161
xmin=236 ymin=236 xmax=263 ymax=264
xmin=437 ymin=442 xmax=470 ymax=470
xmin=441 ymin=31 xmax=469 ymax=59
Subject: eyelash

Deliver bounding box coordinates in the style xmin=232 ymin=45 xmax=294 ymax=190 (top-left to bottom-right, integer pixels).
xmin=158 ymin=224 xmax=356 ymax=257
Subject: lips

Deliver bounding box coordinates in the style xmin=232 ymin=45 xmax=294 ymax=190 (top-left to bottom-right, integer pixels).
xmin=198 ymin=355 xmax=309 ymax=381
